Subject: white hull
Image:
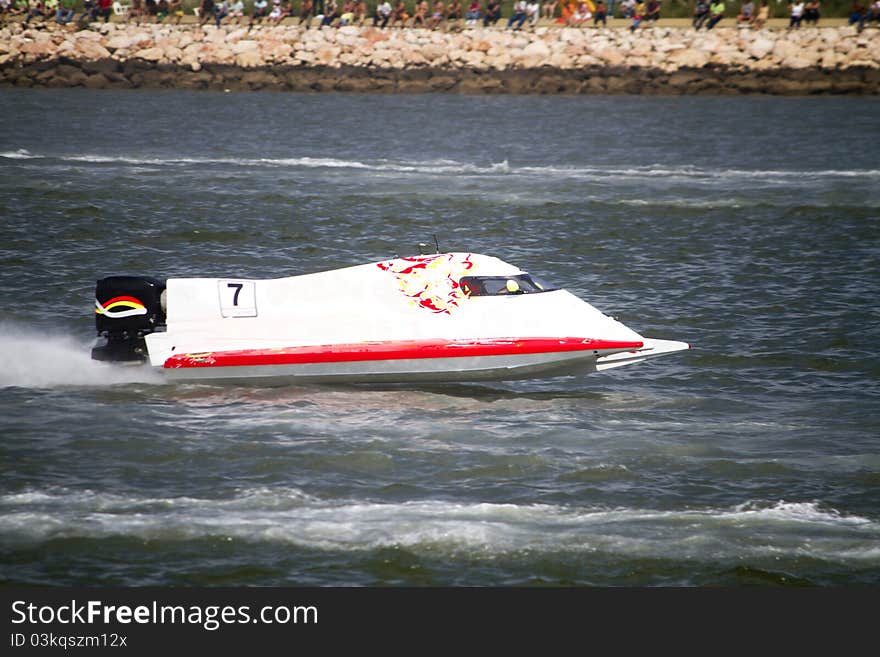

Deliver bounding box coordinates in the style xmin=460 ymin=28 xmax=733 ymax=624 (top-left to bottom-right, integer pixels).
xmin=93 ymin=252 xmax=690 ymax=383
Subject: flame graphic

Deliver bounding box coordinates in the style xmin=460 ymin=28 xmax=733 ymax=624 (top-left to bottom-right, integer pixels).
xmin=95 ymin=295 xmax=148 ymax=319
xmin=377 ymin=253 xmax=474 ymax=315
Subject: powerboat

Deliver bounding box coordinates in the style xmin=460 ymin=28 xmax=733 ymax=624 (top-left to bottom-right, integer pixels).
xmin=91 ymin=251 xmax=689 ymax=384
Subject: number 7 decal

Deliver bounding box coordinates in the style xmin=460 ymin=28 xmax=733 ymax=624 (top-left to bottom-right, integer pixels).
xmin=227 ymin=282 xmax=243 ymax=306
xmin=218 ymin=280 xmax=257 ymax=317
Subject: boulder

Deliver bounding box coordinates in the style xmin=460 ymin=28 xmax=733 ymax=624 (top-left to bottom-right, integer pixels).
xmin=74 ymin=39 xmax=112 ymax=60
xmin=666 ymin=48 xmax=710 ymax=69
xmin=133 ymin=47 xmax=165 ymax=62
xmin=83 ymin=72 xmax=109 ymax=89
xmin=241 ymin=69 xmax=279 ymax=88
xmin=81 ymin=58 xmax=120 ymax=75
xmin=235 ymin=50 xmax=264 ymax=67
xmin=231 ymin=40 xmax=259 ymax=54
xmin=781 ymin=55 xmax=815 ymax=69
xmin=748 ymin=36 xmax=775 ymax=60
xmin=429 ymin=74 xmax=457 ymax=90
xmin=522 ymin=40 xmax=551 ymax=61
xmin=18 ymin=40 xmax=56 ymax=58
xmin=420 ymin=43 xmax=445 ymax=63
xmin=595 ymin=48 xmax=625 ymax=67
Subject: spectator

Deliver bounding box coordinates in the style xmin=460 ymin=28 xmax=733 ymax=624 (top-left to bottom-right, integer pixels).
xmin=354 ymin=0 xmax=366 ymax=23
xmin=848 ymin=0 xmax=866 ymax=28
xmin=594 ymin=0 xmax=607 ymax=24
xmin=620 ymin=0 xmax=635 ymax=17
xmin=27 ymin=0 xmax=41 ymax=21
xmin=126 ymin=0 xmax=142 ymax=21
xmin=508 ymin=0 xmax=528 ymax=28
xmin=752 ymin=0 xmax=768 ymax=25
xmin=9 ymin=0 xmax=29 ymax=16
xmin=705 ymin=0 xmax=724 ymax=28
xmin=567 ymin=0 xmax=591 ymax=24
xmin=268 ymin=0 xmax=283 ymax=22
xmin=868 ymin=0 xmax=880 ymax=27
xmin=319 ymin=0 xmax=338 ymax=25
xmin=213 ymin=0 xmax=228 ymax=25
xmin=736 ymin=0 xmax=753 ymax=23
xmin=465 ymin=0 xmax=479 ymax=23
xmin=351 ymin=0 xmax=364 ymax=23
xmin=630 ymin=0 xmax=645 ymax=30
xmin=168 ymin=0 xmax=184 ymax=22
xmin=78 ymin=0 xmax=93 ymax=20
xmin=693 ymin=0 xmax=709 ymax=27
xmin=156 ymin=0 xmax=168 ymax=20
xmin=252 ymin=0 xmax=268 ymax=22
xmin=645 ymin=0 xmax=660 ymax=21
xmin=411 ymin=0 xmax=428 ymax=26
xmin=803 ymin=0 xmax=819 ymax=23
xmin=373 ymin=0 xmax=391 ymax=26
xmin=97 ymin=0 xmax=111 ymax=21
xmin=526 ymin=0 xmax=540 ymax=25
xmin=447 ymin=0 xmax=462 ymax=23
xmin=389 ymin=0 xmax=408 ymax=26
xmin=56 ymin=0 xmax=75 ymax=22
xmin=542 ymin=0 xmax=558 ymax=18
xmin=23 ymin=0 xmax=46 ymax=24
xmin=248 ymin=0 xmax=266 ymax=21
xmin=558 ymin=0 xmax=574 ymax=21
xmin=337 ymin=0 xmax=354 ymax=27
xmin=428 ymin=0 xmax=445 ymax=28
xmin=788 ymin=0 xmax=804 ymax=27
xmin=338 ymin=0 xmax=355 ymax=24
xmin=228 ymin=0 xmax=244 ymax=22
xmin=483 ymin=0 xmax=501 ymax=25
xmin=299 ymin=0 xmax=313 ymax=23
xmin=198 ymin=0 xmax=214 ymax=24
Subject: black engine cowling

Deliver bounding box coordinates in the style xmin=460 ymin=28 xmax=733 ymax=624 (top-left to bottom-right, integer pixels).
xmin=91 ymin=276 xmax=166 ymax=362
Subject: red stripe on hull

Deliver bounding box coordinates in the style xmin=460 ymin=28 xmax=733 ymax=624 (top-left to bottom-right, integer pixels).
xmin=163 ymin=338 xmax=644 ymax=369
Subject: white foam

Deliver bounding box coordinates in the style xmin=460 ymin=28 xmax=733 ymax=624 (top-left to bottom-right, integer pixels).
xmin=5 ymin=150 xmax=877 ymax=182
xmin=1 ymin=487 xmax=876 ymax=562
xmin=0 ymin=323 xmax=162 ymax=389
xmin=518 ymin=164 xmax=880 ymax=180
xmin=0 ymin=149 xmax=36 ymax=159
xmin=728 ymin=500 xmax=872 ymax=526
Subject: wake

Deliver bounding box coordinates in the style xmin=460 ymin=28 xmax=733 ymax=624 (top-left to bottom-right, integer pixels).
xmin=0 ymin=322 xmax=161 ymax=389
xmin=6 ymin=150 xmax=879 ymax=182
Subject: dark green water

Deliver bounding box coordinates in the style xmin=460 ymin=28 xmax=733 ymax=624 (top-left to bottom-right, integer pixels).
xmin=1 ymin=89 xmax=879 ymax=586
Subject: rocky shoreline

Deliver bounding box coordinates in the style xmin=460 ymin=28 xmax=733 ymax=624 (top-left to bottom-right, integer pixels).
xmin=2 ymin=21 xmax=879 ymax=94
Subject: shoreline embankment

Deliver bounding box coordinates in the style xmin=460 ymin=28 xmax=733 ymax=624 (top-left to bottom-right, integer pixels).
xmin=2 ymin=20 xmax=879 ymax=94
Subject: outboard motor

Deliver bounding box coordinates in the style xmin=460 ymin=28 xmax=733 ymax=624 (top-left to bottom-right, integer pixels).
xmin=91 ymin=276 xmax=166 ymax=362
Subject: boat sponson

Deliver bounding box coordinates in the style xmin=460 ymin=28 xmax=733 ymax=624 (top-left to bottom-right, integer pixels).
xmin=163 ymin=337 xmax=644 ymax=369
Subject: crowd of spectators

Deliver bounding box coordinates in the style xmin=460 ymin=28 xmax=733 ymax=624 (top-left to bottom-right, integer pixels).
xmin=2 ymin=0 xmax=879 ymax=31
xmin=848 ymin=0 xmax=880 ymax=29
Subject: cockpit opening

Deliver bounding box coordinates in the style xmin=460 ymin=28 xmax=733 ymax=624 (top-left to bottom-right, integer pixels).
xmin=459 ymin=274 xmax=557 ymax=297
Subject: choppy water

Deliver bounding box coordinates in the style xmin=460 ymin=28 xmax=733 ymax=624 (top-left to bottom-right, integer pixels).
xmin=1 ymin=89 xmax=879 ymax=586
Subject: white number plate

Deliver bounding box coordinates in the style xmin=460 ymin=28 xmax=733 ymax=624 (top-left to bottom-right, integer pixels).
xmin=218 ymin=280 xmax=257 ymax=318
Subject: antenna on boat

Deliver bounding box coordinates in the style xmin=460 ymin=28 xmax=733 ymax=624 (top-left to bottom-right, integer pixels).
xmin=417 ymin=235 xmax=442 ymax=255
